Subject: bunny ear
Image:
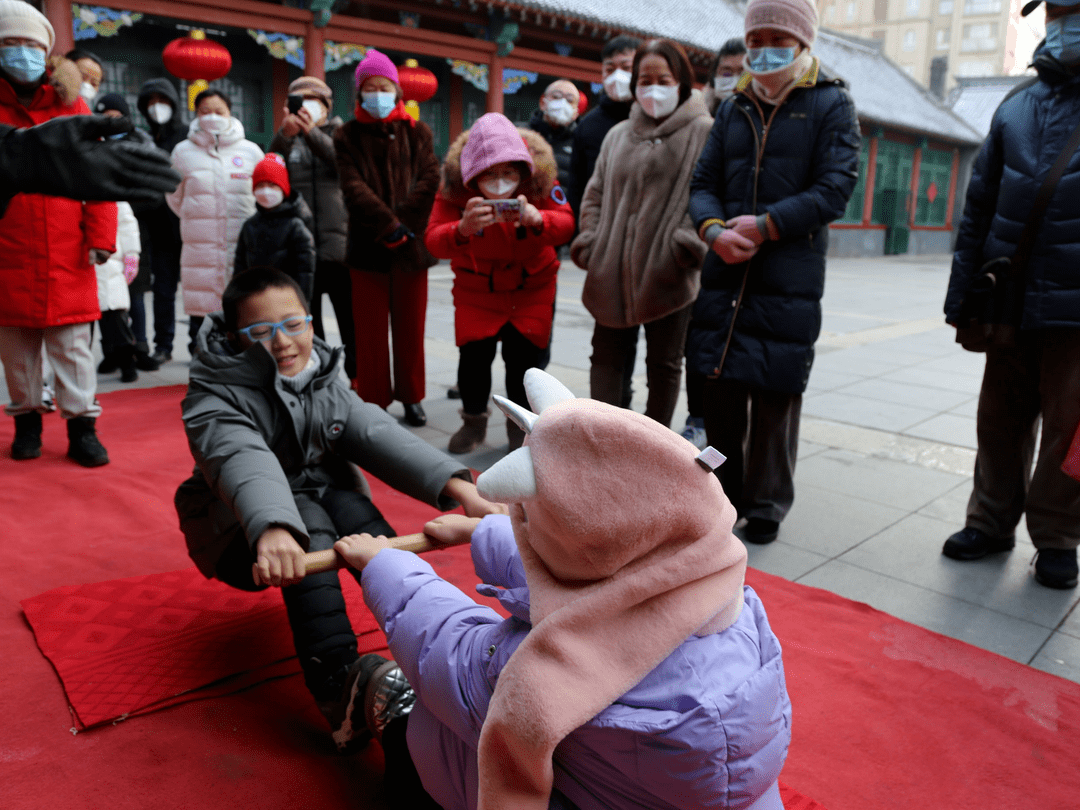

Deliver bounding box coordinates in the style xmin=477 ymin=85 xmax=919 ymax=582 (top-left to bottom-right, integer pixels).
xmin=476 ymin=447 xmax=537 ymax=503
xmin=493 ymin=395 xmax=538 ymax=434
xmin=523 ymin=368 xmax=576 ymax=413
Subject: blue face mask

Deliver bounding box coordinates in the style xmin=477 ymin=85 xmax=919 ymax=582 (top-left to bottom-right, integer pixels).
xmin=360 ymin=91 xmax=397 ymax=120
xmin=1045 ymin=14 xmax=1080 ymax=65
xmin=0 ymin=45 xmax=46 ymax=84
xmin=746 ymin=47 xmax=797 ymax=73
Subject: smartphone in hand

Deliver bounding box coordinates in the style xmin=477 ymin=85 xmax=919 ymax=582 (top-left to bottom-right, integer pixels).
xmin=485 ymin=199 xmax=522 ymax=222
xmin=287 ymin=94 xmax=303 ymax=115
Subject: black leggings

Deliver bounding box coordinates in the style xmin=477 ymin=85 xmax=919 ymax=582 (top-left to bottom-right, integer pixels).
xmin=214 ymin=488 xmax=394 ymax=700
xmin=457 ymin=323 xmax=543 ymax=415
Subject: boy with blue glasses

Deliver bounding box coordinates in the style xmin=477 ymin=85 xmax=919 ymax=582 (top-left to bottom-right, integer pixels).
xmin=174 ymin=267 xmax=503 ymax=751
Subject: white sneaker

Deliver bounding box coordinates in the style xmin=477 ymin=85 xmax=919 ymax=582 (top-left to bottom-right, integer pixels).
xmin=680 ymin=416 xmax=707 ymax=449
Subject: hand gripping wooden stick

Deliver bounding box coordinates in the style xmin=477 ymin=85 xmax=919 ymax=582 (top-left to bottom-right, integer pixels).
xmin=302 ymin=531 xmax=467 ymax=576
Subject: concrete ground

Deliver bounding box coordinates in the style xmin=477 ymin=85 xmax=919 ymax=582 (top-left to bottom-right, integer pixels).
xmin=18 ymin=252 xmax=1080 ymax=685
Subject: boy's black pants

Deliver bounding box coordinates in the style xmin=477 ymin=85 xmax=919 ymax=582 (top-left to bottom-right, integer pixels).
xmin=214 ymin=487 xmax=393 ymax=700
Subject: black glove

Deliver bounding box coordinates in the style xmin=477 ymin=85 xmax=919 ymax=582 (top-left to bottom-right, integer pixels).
xmin=0 ymin=116 xmax=181 ymax=213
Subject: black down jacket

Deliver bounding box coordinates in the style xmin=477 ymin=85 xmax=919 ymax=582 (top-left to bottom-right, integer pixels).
xmin=686 ymin=63 xmax=860 ymax=395
xmin=945 ymin=51 xmax=1080 ymax=331
xmin=234 ymin=192 xmax=316 ymax=300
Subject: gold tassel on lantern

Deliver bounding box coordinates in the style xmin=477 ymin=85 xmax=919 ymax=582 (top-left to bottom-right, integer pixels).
xmin=404 ymin=100 xmax=420 ymax=121
xmin=187 ymin=79 xmax=209 ymax=111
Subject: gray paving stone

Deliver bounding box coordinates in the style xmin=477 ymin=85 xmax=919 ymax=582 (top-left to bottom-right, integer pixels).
xmin=835 ymin=378 xmax=973 ymax=412
xmin=837 ymin=513 xmax=1078 ymax=628
xmin=879 ymin=365 xmax=984 ymax=395
xmin=794 ymin=448 xmax=967 ymax=510
xmin=902 ymin=412 xmax=978 ymax=450
xmin=1028 ymin=633 xmax=1080 ymax=685
xmin=782 ymin=484 xmax=908 ymax=557
xmin=797 ymin=561 xmax=1054 ymax=664
xmin=801 ymin=391 xmax=940 ymax=433
xmin=741 ymin=540 xmax=829 ymax=581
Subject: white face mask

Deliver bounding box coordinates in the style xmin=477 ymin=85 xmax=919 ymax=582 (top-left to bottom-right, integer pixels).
xmin=199 ymin=113 xmax=229 ymax=134
xmin=714 ymin=75 xmax=739 ymax=96
xmin=148 ymin=102 xmax=173 ymax=125
xmin=635 ymin=84 xmax=680 ymax=119
xmin=254 ymin=187 xmax=284 ymax=208
xmin=603 ymin=69 xmax=633 ymax=102
xmin=79 ymin=82 xmax=97 ymax=104
xmin=544 ymin=97 xmax=575 ymax=126
xmin=301 ymin=98 xmax=326 ymax=124
xmin=478 ymin=177 xmax=519 ymax=199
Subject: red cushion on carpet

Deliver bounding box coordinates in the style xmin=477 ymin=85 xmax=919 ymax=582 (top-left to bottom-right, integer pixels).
xmin=5 ymin=385 xmax=1080 ymax=810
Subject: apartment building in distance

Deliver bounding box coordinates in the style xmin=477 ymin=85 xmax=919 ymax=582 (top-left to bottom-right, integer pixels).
xmin=819 ymin=0 xmax=1039 ymax=93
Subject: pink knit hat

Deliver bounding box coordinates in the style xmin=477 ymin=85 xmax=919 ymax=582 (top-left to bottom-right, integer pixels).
xmin=353 ymin=47 xmax=398 ymax=89
xmin=460 ymin=112 xmax=534 ymax=188
xmin=745 ymin=0 xmax=818 ymax=47
xmin=474 ymin=369 xmax=748 ymax=810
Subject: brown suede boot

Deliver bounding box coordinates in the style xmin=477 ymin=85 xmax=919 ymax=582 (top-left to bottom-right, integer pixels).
xmin=448 ymin=410 xmax=489 ymax=454
xmin=506 ymin=419 xmax=525 ymax=451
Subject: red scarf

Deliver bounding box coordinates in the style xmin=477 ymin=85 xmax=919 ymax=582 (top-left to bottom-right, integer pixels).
xmin=353 ymin=98 xmax=416 ymax=127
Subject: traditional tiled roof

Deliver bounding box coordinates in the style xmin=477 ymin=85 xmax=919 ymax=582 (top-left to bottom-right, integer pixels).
xmin=499 ymin=0 xmax=982 ymax=144
xmin=947 ymin=75 xmax=1031 ymax=138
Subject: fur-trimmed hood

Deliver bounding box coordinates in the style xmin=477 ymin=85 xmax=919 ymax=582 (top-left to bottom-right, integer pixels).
xmin=45 ymin=55 xmax=81 ymax=107
xmin=439 ymin=125 xmax=559 ymax=209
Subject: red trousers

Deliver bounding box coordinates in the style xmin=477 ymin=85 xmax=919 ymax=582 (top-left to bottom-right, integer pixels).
xmin=350 ymin=267 xmax=428 ymax=408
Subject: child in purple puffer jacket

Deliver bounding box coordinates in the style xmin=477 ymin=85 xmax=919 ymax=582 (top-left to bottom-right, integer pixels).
xmin=334 ymin=369 xmax=792 ymax=810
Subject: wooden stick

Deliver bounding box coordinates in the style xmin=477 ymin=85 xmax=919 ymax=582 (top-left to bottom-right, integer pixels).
xmin=302 ymin=531 xmax=466 ymax=576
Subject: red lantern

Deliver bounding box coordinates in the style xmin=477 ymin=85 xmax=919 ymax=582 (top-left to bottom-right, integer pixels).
xmin=398 ymin=59 xmax=438 ymax=103
xmin=163 ymin=30 xmax=232 ymax=110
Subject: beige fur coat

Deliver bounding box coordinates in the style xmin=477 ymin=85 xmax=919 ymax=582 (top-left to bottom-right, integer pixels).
xmin=571 ymin=93 xmax=713 ymax=328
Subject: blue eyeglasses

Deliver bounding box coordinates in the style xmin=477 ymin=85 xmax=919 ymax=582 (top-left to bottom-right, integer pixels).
xmin=238 ymin=315 xmax=312 ymax=343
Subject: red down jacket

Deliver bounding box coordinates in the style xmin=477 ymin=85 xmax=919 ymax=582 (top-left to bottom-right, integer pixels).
xmin=0 ymin=73 xmax=117 ymax=328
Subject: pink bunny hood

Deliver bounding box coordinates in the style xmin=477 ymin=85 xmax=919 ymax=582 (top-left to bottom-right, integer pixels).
xmin=473 ymin=369 xmax=749 ymax=810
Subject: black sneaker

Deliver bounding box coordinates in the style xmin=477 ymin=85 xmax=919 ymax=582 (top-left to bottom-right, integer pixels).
xmin=317 ymin=654 xmax=381 ymax=754
xmin=134 ymin=350 xmax=160 ymax=371
xmin=1033 ymin=549 xmax=1079 ymax=590
xmin=151 ymin=349 xmax=172 ymax=365
xmin=11 ymin=412 xmax=42 ymax=460
xmin=66 ymin=416 xmax=109 ymax=467
xmin=742 ymin=518 xmax=780 ymax=545
xmin=362 ymin=656 xmax=416 ymax=745
xmin=942 ymin=527 xmax=1015 ymax=561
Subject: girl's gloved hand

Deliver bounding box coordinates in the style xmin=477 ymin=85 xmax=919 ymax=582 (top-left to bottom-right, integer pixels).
xmin=122 ymin=254 xmax=139 ymax=284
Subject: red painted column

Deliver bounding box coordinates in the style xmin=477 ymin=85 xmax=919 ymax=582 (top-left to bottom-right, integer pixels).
xmin=272 ymin=57 xmax=289 ymax=133
xmin=449 ymin=72 xmax=464 ymax=141
xmin=908 ymin=144 xmax=923 ymax=228
xmin=487 ymin=54 xmax=503 ymax=114
xmin=304 ymin=22 xmax=325 ymax=81
xmin=42 ymin=0 xmax=74 ymax=56
xmin=862 ymin=135 xmax=879 ymax=226
xmin=945 ymin=148 xmax=960 ymax=228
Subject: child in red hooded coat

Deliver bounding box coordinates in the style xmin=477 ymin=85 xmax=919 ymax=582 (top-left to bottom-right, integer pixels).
xmin=424 ymin=112 xmax=574 ymax=454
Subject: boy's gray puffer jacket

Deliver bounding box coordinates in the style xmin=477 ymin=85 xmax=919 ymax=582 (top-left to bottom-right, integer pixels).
xmin=175 ymin=313 xmax=468 ymax=577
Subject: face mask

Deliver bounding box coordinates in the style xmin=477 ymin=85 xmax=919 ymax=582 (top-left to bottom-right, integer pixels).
xmin=254 ymin=187 xmax=284 ymax=208
xmin=199 ymin=113 xmax=229 ymax=134
xmin=603 ymin=69 xmax=633 ymax=102
xmin=1046 ymin=14 xmax=1080 ymax=64
xmin=747 ymin=47 xmax=798 ymax=73
xmin=0 ymin=45 xmax=46 ymax=84
xmin=301 ymin=98 xmax=326 ymax=124
xmin=79 ymin=82 xmax=98 ymax=104
xmin=635 ymin=84 xmax=680 ymax=119
xmin=478 ymin=177 xmax=518 ymax=199
xmin=544 ymin=97 xmax=575 ymax=126
xmin=714 ymin=75 xmax=739 ymax=96
xmin=360 ymin=91 xmax=397 ymax=119
xmin=148 ymin=102 xmax=173 ymax=125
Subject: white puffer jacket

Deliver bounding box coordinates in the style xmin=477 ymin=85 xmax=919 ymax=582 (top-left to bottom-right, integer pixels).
xmin=167 ymin=116 xmax=263 ymax=316
xmin=95 ymin=201 xmax=140 ymax=311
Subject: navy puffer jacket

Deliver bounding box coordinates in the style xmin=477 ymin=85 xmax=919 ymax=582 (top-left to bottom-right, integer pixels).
xmin=944 ymin=53 xmax=1080 ymax=330
xmin=686 ymin=62 xmax=860 ymax=394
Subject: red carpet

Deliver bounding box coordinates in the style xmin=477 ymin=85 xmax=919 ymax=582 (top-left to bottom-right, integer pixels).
xmin=3 ymin=385 xmax=1079 ymax=810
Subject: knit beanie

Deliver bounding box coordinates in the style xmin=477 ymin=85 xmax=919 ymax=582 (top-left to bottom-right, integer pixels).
xmin=474 ymin=369 xmax=748 ymax=810
xmin=353 ymin=48 xmax=398 ymax=89
xmin=745 ymin=0 xmax=818 ymax=48
xmin=252 ymin=153 xmax=290 ymax=197
xmin=460 ymin=112 xmax=534 ymax=188
xmin=94 ymin=93 xmax=130 ymax=118
xmin=288 ymin=75 xmax=332 ymax=105
xmin=0 ymin=0 xmax=55 ymax=54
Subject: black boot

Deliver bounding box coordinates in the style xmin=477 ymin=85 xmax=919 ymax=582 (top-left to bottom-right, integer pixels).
xmin=11 ymin=412 xmax=42 ymax=460
xmin=119 ymin=347 xmax=138 ymax=383
xmin=97 ymin=352 xmax=119 ymax=374
xmin=133 ymin=347 xmax=160 ymax=371
xmin=66 ymin=416 xmax=109 ymax=467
